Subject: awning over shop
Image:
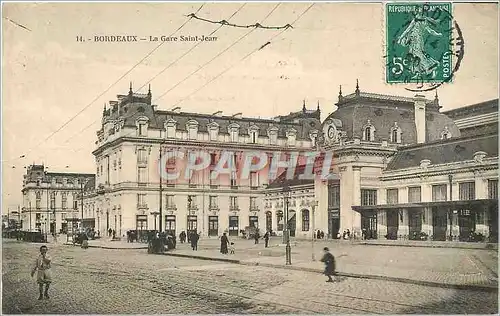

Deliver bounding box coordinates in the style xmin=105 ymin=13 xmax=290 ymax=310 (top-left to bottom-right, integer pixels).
xmin=352 ymin=199 xmax=498 ymax=212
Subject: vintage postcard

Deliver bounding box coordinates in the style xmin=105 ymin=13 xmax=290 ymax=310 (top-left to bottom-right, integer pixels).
xmin=2 ymin=1 xmax=498 ymax=314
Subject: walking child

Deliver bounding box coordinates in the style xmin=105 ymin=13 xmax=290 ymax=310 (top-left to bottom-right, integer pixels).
xmin=229 ymin=242 xmax=235 ymax=254
xmin=31 ymin=245 xmax=52 ymax=300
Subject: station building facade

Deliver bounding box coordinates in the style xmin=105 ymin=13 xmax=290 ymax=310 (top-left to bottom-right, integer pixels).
xmin=265 ymin=84 xmax=497 ymax=242
xmin=80 ymin=85 xmax=322 ymax=238
xmin=20 ymin=164 xmax=95 ymax=234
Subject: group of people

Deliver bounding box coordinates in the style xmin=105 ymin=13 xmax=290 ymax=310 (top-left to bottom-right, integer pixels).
xmin=177 ymin=231 xmax=200 ymax=250
xmin=316 ymin=230 xmax=326 ymax=239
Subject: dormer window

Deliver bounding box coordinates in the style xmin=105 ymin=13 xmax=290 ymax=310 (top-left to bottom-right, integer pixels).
xmin=390 ymin=122 xmax=402 ymax=144
xmin=286 ymin=128 xmax=297 ymax=147
xmin=267 ymin=126 xmax=279 ymax=145
xmin=441 ymin=126 xmax=451 ymax=139
xmin=208 ymin=121 xmax=220 ymax=141
xmin=135 ymin=116 xmax=149 ymax=137
xmin=362 ymin=120 xmax=376 ymax=141
xmin=228 ymin=123 xmax=240 ymax=143
xmin=186 ymin=120 xmax=199 ymax=140
xmin=309 ymin=130 xmax=318 ymax=148
xmin=248 ymin=125 xmax=259 ymax=144
xmin=164 ymin=118 xmax=177 ymax=138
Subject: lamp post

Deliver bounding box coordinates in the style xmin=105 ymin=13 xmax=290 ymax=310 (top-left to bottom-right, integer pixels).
xmin=283 ymin=185 xmax=292 ymax=265
xmin=310 ymin=200 xmax=318 ymax=261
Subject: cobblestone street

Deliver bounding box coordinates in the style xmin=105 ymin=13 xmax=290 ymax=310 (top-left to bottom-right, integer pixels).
xmin=2 ymin=240 xmax=498 ymax=314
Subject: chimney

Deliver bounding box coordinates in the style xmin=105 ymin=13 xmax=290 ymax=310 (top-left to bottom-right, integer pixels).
xmin=414 ymin=94 xmax=426 ymax=143
xmin=171 ymin=107 xmax=181 ymax=113
xmin=212 ymin=111 xmax=223 ymax=117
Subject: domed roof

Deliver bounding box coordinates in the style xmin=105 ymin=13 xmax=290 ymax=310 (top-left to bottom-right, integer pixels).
xmin=322 ymin=87 xmax=461 ymax=145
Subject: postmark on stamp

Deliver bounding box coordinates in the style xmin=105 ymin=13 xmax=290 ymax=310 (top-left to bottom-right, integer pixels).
xmin=385 ymin=2 xmax=464 ymax=91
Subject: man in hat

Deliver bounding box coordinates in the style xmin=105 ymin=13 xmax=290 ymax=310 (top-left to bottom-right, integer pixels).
xmin=320 ymin=247 xmax=336 ymax=282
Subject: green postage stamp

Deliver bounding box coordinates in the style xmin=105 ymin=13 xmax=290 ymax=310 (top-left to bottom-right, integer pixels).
xmin=386 ymin=2 xmax=453 ymax=84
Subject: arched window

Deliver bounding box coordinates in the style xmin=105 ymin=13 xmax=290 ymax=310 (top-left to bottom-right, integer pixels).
xmin=276 ymin=211 xmax=284 ymax=231
xmin=362 ymin=120 xmax=376 ymax=141
xmin=301 ymin=209 xmax=310 ymax=231
xmin=390 ymin=123 xmax=402 ymax=143
xmin=365 ymin=127 xmax=372 ymax=141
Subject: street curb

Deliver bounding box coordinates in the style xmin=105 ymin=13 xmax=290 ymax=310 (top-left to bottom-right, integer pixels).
xmin=161 ymin=252 xmax=497 ymax=292
xmin=355 ymin=242 xmax=498 ymax=251
xmin=63 ymin=242 xmax=148 ymax=250
xmin=161 ymin=252 xmax=241 ymax=264
xmin=242 ymin=261 xmax=498 ymax=292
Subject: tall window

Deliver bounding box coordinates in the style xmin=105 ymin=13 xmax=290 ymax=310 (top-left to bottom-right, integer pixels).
xmin=73 ymin=200 xmax=78 ymax=210
xmin=386 ymin=189 xmax=399 ymax=204
xmin=488 ymin=179 xmax=498 ymax=199
xmin=230 ymin=196 xmax=238 ymax=210
xmin=138 ymin=167 xmax=147 ymax=184
xmin=250 ymin=131 xmax=257 ymax=143
xmin=269 ymin=131 xmax=278 ymax=145
xmin=276 ymin=211 xmax=284 ymax=231
xmin=36 ymin=192 xmax=41 ymax=209
xmin=209 ymin=196 xmax=218 ymax=209
xmin=432 ymin=184 xmax=447 ymax=201
xmin=361 ymin=189 xmax=377 ymax=206
xmin=301 ymin=210 xmax=310 ymax=231
xmin=188 ymin=195 xmax=197 ymax=209
xmin=165 ymin=215 xmax=176 ymax=234
xmin=408 ymin=187 xmax=422 ymax=203
xmin=230 ymin=129 xmax=239 ymax=142
xmin=165 ymin=195 xmax=175 ymax=208
xmin=138 ymin=123 xmax=147 ymax=136
xmin=328 ymin=185 xmax=340 ymax=208
xmin=166 ymin=166 xmax=176 ymax=186
xmin=250 ymin=172 xmax=259 ymax=188
xmin=50 ymin=193 xmax=55 ymax=210
xmin=250 ymin=197 xmax=257 ymax=210
xmin=137 ymin=194 xmax=147 ymax=208
xmin=459 ymin=182 xmax=475 ymax=200
xmin=61 ymin=193 xmax=67 ymax=209
xmin=137 ymin=149 xmax=147 ymax=163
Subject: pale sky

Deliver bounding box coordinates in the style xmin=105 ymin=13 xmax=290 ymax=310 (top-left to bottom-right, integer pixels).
xmin=2 ymin=2 xmax=498 ymax=209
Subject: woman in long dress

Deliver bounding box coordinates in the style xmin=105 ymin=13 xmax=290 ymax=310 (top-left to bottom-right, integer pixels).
xmin=220 ymin=233 xmax=229 ymax=254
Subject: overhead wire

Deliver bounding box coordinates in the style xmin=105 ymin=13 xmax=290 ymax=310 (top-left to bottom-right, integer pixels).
xmin=167 ymin=3 xmax=315 ymax=109
xmin=153 ymin=3 xmax=282 ymax=104
xmin=7 ymin=3 xmax=205 ymax=161
xmin=62 ymin=3 xmax=248 ymax=146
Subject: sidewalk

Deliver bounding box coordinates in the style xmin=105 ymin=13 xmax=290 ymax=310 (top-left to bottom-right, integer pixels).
xmin=58 ymin=236 xmax=498 ymax=291
xmin=161 ymin=240 xmax=498 ymax=291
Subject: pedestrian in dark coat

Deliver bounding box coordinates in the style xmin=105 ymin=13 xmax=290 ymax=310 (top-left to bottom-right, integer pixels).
xmin=220 ymin=233 xmax=229 ymax=254
xmin=191 ymin=232 xmax=199 ymax=251
xmin=263 ymin=231 xmax=270 ymax=248
xmin=317 ymin=230 xmax=321 ymax=239
xmin=320 ymin=247 xmax=336 ymax=282
xmin=254 ymin=231 xmax=260 ymax=244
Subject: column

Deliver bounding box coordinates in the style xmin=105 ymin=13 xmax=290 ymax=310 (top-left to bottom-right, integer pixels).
xmin=314 ymin=176 xmax=329 ymax=234
xmin=399 ymin=208 xmax=409 ymax=238
xmin=339 ymin=166 xmax=352 ymax=233
xmin=352 ymin=166 xmax=362 ymax=235
xmin=475 ymin=176 xmax=488 ymax=236
xmin=377 ymin=189 xmax=387 ymax=239
xmin=422 ymin=207 xmax=433 ymax=237
xmin=377 ymin=211 xmax=387 ymax=239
